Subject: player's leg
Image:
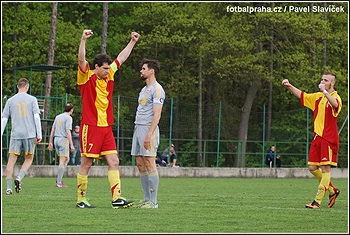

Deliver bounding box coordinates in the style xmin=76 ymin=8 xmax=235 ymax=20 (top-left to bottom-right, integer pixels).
xmin=313 ymin=165 xmax=331 ymax=206
xmin=56 ymin=138 xmax=70 ymax=187
xmin=132 ymin=125 xmax=150 ymax=206
xmin=76 ymin=156 xmax=95 ymax=208
xmin=76 ymin=124 xmax=96 ymax=208
xmin=99 ymin=126 xmax=133 ymax=209
xmin=305 ymin=138 xmax=321 ymax=208
xmin=140 ymin=156 xmax=159 ymax=208
xmin=326 ymin=142 xmax=340 ymax=208
xmin=139 ymin=126 xmax=160 ymax=209
xmin=5 ymin=152 xmax=18 ymax=195
xmin=13 ymin=138 xmax=36 ymax=193
xmin=6 ymin=138 xmax=21 ymax=194
xmin=136 ymin=156 xmax=150 ymax=203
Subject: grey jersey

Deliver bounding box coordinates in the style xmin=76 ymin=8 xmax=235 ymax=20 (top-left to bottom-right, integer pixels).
xmin=2 ymin=93 xmax=41 ymax=139
xmin=134 ymin=81 xmax=165 ymax=125
xmin=52 ymin=113 xmax=73 ymax=137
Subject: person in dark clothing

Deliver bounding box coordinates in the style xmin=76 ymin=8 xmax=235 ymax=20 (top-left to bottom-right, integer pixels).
xmin=266 ymin=145 xmax=281 ymax=168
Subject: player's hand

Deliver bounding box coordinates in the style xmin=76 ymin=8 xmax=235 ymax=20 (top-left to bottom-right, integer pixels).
xmin=71 ymin=146 xmax=76 ymax=152
xmin=82 ymin=29 xmax=93 ymax=40
xmin=131 ymin=32 xmax=140 ymax=42
xmin=36 ymin=138 xmax=42 ymax=143
xmin=318 ymin=83 xmax=326 ymax=92
xmin=48 ymin=143 xmax=53 ymax=151
xmin=143 ymin=140 xmax=150 ymax=150
xmin=282 ymin=79 xmax=290 ymax=86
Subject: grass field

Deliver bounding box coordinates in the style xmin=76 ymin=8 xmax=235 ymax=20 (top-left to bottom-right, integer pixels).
xmin=1 ymin=176 xmax=348 ymax=233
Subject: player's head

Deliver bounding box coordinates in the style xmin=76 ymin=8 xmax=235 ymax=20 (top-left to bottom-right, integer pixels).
xmin=140 ymin=58 xmax=160 ymax=80
xmin=93 ymin=53 xmax=113 ymax=79
xmin=321 ymin=71 xmax=337 ymax=89
xmin=323 ymin=71 xmax=336 ymax=80
xmin=93 ymin=53 xmax=112 ymax=67
xmin=64 ymin=103 xmax=74 ymax=113
xmin=17 ymin=78 xmax=29 ymax=91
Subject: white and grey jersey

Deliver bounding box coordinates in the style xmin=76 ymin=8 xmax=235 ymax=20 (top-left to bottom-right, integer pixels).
xmin=2 ymin=93 xmax=41 ymax=139
xmin=52 ymin=113 xmax=73 ymax=138
xmin=134 ymin=81 xmax=165 ymax=125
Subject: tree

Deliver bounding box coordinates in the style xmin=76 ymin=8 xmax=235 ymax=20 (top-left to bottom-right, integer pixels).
xmin=40 ymin=2 xmax=58 ymax=165
xmin=101 ymin=2 xmax=108 ymax=54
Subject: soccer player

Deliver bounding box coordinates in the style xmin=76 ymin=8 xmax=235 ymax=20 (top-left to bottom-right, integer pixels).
xmin=131 ymin=59 xmax=165 ymax=208
xmin=48 ymin=103 xmax=75 ymax=187
xmin=1 ymin=78 xmax=42 ymax=195
xmin=76 ymin=29 xmax=139 ymax=209
xmin=282 ymin=71 xmax=342 ymax=209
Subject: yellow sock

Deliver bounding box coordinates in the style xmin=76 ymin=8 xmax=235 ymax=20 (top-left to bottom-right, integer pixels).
xmin=108 ymin=170 xmax=121 ymax=202
xmin=315 ymin=172 xmax=330 ymax=205
xmin=77 ymin=173 xmax=88 ymax=202
xmin=311 ymin=169 xmax=335 ymax=195
xmin=310 ymin=169 xmax=322 ymax=181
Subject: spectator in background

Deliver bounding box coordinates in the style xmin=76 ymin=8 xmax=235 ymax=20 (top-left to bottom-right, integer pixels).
xmin=168 ymin=144 xmax=178 ymax=167
xmin=71 ymin=125 xmax=81 ymax=165
xmin=156 ymin=151 xmax=167 ymax=167
xmin=265 ymin=145 xmax=281 ymax=168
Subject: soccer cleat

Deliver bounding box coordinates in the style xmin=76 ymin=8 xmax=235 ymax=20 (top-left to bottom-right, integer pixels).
xmin=14 ymin=179 xmax=21 ymax=193
xmin=305 ymin=200 xmax=320 ymax=209
xmin=139 ymin=201 xmax=158 ymax=209
xmin=6 ymin=189 xmax=13 ymax=195
xmin=56 ymin=182 xmax=68 ymax=188
xmin=133 ymin=200 xmax=147 ymax=208
xmin=111 ymin=198 xmax=134 ymax=209
xmin=328 ymin=188 xmax=340 ymax=208
xmin=76 ymin=199 xmax=96 ymax=208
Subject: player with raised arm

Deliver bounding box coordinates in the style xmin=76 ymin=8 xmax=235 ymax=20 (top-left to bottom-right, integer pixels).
xmin=282 ymin=71 xmax=342 ymax=209
xmin=76 ymin=29 xmax=140 ymax=209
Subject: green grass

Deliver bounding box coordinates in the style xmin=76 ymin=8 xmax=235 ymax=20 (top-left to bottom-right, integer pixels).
xmin=2 ymin=177 xmax=348 ymax=233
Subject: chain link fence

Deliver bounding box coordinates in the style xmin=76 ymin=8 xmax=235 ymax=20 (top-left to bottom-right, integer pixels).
xmin=2 ymin=94 xmax=348 ymax=168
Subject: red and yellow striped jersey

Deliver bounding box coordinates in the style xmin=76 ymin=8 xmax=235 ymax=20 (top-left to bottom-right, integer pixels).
xmin=300 ymin=91 xmax=342 ymax=146
xmin=77 ymin=60 xmax=120 ymax=127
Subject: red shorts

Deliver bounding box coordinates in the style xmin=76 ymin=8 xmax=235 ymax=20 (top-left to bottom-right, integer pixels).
xmin=80 ymin=124 xmax=118 ymax=159
xmin=308 ymin=135 xmax=338 ymax=167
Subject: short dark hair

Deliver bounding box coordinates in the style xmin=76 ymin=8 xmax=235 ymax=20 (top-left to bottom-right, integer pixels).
xmin=323 ymin=71 xmax=336 ymax=80
xmin=141 ymin=58 xmax=160 ymax=76
xmin=64 ymin=103 xmax=74 ymax=112
xmin=17 ymin=78 xmax=29 ymax=88
xmin=93 ymin=53 xmax=113 ymax=67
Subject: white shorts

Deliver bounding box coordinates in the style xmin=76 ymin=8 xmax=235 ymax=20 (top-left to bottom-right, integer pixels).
xmin=131 ymin=125 xmax=159 ymax=157
xmin=54 ymin=137 xmax=70 ymax=157
xmin=9 ymin=138 xmax=36 ymax=156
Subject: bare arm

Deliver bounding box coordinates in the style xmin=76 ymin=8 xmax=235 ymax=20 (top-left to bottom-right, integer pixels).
xmin=78 ymin=29 xmax=93 ymax=72
xmin=66 ymin=129 xmax=75 ymax=152
xmin=143 ymin=106 xmax=162 ymax=150
xmin=48 ymin=127 xmax=55 ymax=151
xmin=281 ymin=79 xmax=302 ymax=99
xmin=318 ymin=83 xmax=339 ymax=109
xmin=116 ymin=32 xmax=140 ymax=66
